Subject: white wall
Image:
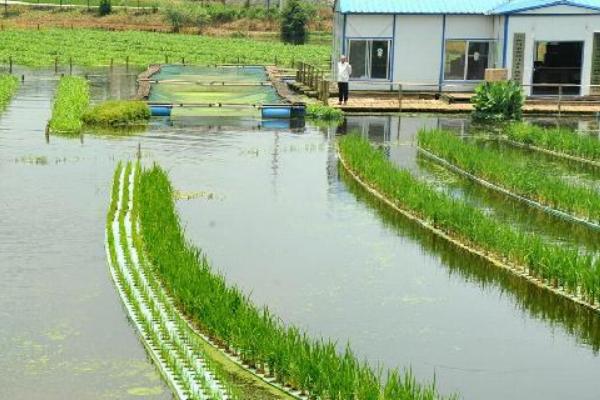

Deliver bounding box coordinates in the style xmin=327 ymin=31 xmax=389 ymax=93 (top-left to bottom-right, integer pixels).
xmin=506 ymin=14 xmax=600 ymax=95
xmin=445 ymin=15 xmax=494 ymax=39
xmin=345 ymin=15 xmax=395 ymax=38
xmin=394 ymin=15 xmax=444 ymax=91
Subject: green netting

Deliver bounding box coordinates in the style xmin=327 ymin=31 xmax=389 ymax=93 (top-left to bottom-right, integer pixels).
xmin=149 ymin=65 xmax=282 ymax=118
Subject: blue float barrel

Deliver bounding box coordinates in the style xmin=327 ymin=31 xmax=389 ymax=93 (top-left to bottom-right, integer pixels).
xmin=261 ymin=106 xmax=292 ymax=119
xmin=150 ymin=105 xmax=173 ymax=117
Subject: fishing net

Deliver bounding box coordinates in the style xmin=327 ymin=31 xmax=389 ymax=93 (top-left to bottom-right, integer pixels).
xmin=149 ymin=65 xmax=283 ymax=118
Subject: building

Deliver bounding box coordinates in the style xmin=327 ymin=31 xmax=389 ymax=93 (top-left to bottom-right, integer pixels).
xmin=332 ymin=0 xmax=600 ymax=96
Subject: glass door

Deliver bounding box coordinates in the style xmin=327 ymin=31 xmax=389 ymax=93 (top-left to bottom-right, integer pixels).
xmin=371 ymin=41 xmax=390 ymax=79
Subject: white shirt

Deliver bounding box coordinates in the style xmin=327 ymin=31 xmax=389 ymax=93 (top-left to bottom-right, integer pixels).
xmin=337 ymin=62 xmax=352 ymax=83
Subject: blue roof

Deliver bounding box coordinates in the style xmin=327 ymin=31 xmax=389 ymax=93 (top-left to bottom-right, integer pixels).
xmin=338 ymin=0 xmax=600 ymax=14
xmin=493 ymin=0 xmax=600 ymax=13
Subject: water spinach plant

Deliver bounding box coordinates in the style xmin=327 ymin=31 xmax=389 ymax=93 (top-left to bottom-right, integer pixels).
xmin=49 ymin=76 xmax=90 ymax=134
xmin=136 ymin=163 xmax=454 ymax=400
xmin=82 ymin=100 xmax=151 ymax=127
xmin=0 ymin=74 xmax=19 ymax=110
xmin=338 ymin=134 xmax=600 ymax=310
xmin=506 ymin=122 xmax=600 ymax=164
xmin=418 ymin=129 xmax=600 ymax=225
xmin=306 ymin=103 xmax=344 ymax=121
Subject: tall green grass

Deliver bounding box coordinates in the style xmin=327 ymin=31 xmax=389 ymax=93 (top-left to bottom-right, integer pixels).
xmin=82 ymin=100 xmax=150 ymax=127
xmin=49 ymin=76 xmax=90 ymax=134
xmin=418 ymin=129 xmax=600 ymax=224
xmin=339 ymin=134 xmax=600 ymax=307
xmin=137 ymin=163 xmax=454 ymax=400
xmin=0 ymin=74 xmax=18 ymax=110
xmin=507 ymin=122 xmax=600 ymax=163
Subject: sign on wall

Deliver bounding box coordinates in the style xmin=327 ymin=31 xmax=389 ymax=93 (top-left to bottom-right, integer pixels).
xmin=512 ymin=33 xmax=526 ymax=84
xmin=591 ymin=33 xmax=600 ymax=95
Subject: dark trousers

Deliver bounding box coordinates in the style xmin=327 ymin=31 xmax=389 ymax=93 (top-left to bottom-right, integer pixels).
xmin=338 ymin=82 xmax=349 ymax=103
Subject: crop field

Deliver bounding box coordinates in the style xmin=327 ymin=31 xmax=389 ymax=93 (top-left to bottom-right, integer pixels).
xmin=0 ymin=28 xmax=331 ymax=67
xmin=48 ymin=75 xmax=90 ymax=134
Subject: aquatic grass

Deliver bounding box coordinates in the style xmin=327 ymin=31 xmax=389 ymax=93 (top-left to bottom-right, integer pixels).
xmin=49 ymin=76 xmax=90 ymax=134
xmin=338 ymin=134 xmax=600 ymax=309
xmin=306 ymin=103 xmax=344 ymax=121
xmin=418 ymin=129 xmax=600 ymax=224
xmin=82 ymin=100 xmax=150 ymax=127
xmin=136 ymin=162 xmax=454 ymax=400
xmin=0 ymin=74 xmax=19 ymax=110
xmin=506 ymin=122 xmax=600 ymax=163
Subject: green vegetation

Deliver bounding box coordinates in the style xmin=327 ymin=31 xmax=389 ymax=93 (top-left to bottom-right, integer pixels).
xmin=471 ymin=81 xmax=523 ymax=121
xmin=0 ymin=28 xmax=330 ymax=67
xmin=0 ymin=74 xmax=19 ymax=110
xmin=418 ymin=129 xmax=600 ymax=224
xmin=506 ymin=122 xmax=600 ymax=163
xmin=136 ymin=163 xmax=453 ymax=400
xmin=339 ymin=134 xmax=600 ymax=310
xmin=82 ymin=100 xmax=150 ymax=126
xmin=49 ymin=76 xmax=90 ymax=134
xmin=306 ymin=103 xmax=343 ymax=121
xmin=281 ymin=0 xmax=309 ymax=44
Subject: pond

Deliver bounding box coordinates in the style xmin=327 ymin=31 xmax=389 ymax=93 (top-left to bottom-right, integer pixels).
xmin=1 ymin=69 xmax=600 ymax=400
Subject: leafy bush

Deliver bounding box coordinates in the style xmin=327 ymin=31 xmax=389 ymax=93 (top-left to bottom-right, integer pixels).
xmin=82 ymin=100 xmax=150 ymax=126
xmin=98 ymin=0 xmax=111 ymax=16
xmin=165 ymin=3 xmax=211 ymax=32
xmin=281 ymin=0 xmax=308 ymax=45
xmin=471 ymin=80 xmax=523 ymax=122
xmin=306 ymin=103 xmax=343 ymax=121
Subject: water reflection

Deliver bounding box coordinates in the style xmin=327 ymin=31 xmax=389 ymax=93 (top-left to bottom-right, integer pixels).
xmin=341 ymin=167 xmax=600 ymax=353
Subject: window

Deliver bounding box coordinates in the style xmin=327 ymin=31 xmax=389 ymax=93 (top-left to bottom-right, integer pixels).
xmin=444 ymin=40 xmax=493 ymax=81
xmin=348 ymin=39 xmax=391 ymax=80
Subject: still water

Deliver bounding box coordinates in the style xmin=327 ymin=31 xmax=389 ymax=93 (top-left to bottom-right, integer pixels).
xmin=1 ymin=72 xmax=600 ymax=400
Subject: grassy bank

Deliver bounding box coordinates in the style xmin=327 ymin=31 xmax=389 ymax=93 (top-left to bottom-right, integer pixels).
xmin=338 ymin=134 xmax=600 ymax=308
xmin=82 ymin=100 xmax=150 ymax=126
xmin=418 ymin=129 xmax=600 ymax=224
xmin=506 ymin=122 xmax=600 ymax=163
xmin=136 ymin=163 xmax=454 ymax=400
xmin=0 ymin=28 xmax=330 ymax=67
xmin=0 ymin=74 xmax=19 ymax=110
xmin=48 ymin=75 xmax=90 ymax=134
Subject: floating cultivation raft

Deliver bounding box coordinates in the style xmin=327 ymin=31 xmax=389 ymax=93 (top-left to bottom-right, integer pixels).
xmin=106 ymin=162 xmax=231 ymax=400
xmin=0 ymin=74 xmax=19 ymax=110
xmin=337 ymin=134 xmax=600 ymax=315
xmin=417 ymin=129 xmax=600 ymax=229
xmin=48 ymin=76 xmax=90 ymax=134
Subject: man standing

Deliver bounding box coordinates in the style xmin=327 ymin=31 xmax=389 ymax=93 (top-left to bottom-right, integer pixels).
xmin=337 ymin=55 xmax=352 ymax=105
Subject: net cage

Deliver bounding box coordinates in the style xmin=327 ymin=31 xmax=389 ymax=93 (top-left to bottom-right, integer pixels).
xmin=148 ymin=65 xmax=284 ymax=119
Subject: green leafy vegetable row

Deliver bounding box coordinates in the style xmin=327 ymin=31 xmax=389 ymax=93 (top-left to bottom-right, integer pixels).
xmin=338 ymin=134 xmax=600 ymax=308
xmin=0 ymin=74 xmax=19 ymax=110
xmin=418 ymin=129 xmax=600 ymax=224
xmin=82 ymin=100 xmax=150 ymax=126
xmin=506 ymin=122 xmax=600 ymax=163
xmin=136 ymin=163 xmax=453 ymax=400
xmin=49 ymin=76 xmax=90 ymax=134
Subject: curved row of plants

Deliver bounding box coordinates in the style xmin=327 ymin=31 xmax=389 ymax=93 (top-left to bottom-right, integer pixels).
xmin=49 ymin=76 xmax=150 ymax=134
xmin=338 ymin=134 xmax=600 ymax=310
xmin=0 ymin=74 xmax=19 ymax=110
xmin=136 ymin=162 xmax=454 ymax=400
xmin=107 ymin=162 xmax=233 ymax=400
xmin=505 ymin=122 xmax=600 ymax=165
xmin=418 ymin=129 xmax=600 ymax=225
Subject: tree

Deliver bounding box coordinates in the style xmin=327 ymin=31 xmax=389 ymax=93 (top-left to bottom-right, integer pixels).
xmin=280 ymin=0 xmax=308 ymax=45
